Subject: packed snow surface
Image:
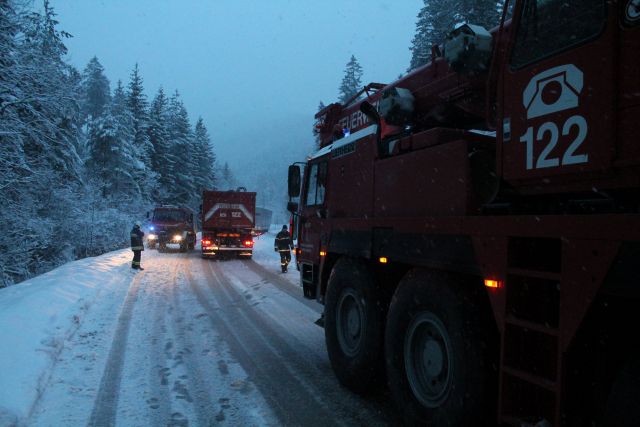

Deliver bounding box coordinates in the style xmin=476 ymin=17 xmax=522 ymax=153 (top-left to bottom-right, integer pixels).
xmin=0 ymin=225 xmax=304 ymax=426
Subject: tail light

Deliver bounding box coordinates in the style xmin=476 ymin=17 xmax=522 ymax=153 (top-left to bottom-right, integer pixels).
xmin=243 ymin=240 xmax=254 ymax=248
xmin=202 ymin=239 xmax=212 ymax=246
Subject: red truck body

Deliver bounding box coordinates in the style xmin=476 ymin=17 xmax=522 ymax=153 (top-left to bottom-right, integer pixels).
xmin=289 ymin=1 xmax=640 ymax=425
xmin=201 ymin=189 xmax=256 ymax=258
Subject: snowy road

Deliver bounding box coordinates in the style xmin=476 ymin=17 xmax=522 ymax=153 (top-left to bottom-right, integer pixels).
xmin=5 ymin=234 xmax=395 ymax=426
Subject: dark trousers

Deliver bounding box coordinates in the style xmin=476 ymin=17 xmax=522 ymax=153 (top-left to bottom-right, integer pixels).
xmin=279 ymin=250 xmax=291 ymax=271
xmin=132 ymin=250 xmax=142 ymax=268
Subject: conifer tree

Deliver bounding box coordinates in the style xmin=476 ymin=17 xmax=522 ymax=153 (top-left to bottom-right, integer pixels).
xmin=338 ymin=55 xmax=363 ymax=104
xmin=110 ymin=80 xmax=139 ymax=197
xmin=81 ymin=56 xmax=110 ymax=121
xmin=126 ymin=63 xmax=150 ymax=156
xmin=219 ymin=162 xmax=237 ymax=190
xmin=167 ymin=90 xmax=196 ymax=205
xmin=126 ymin=63 xmax=156 ymax=198
xmin=313 ymin=101 xmax=326 ymax=148
xmin=193 ymin=117 xmax=216 ymax=192
xmin=147 ymin=87 xmax=175 ymax=201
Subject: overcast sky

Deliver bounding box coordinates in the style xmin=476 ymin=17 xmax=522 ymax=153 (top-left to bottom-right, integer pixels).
xmin=48 ymin=0 xmax=423 ymax=168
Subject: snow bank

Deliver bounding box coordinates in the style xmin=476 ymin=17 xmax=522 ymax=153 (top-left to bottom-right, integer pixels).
xmin=0 ymin=249 xmax=133 ymax=424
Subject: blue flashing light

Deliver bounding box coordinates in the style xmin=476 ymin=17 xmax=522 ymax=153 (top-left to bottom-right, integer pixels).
xmin=149 ymin=225 xmax=155 ymax=231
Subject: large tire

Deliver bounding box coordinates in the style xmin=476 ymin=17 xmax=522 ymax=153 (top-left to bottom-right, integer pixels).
xmin=385 ymin=269 xmax=496 ymax=426
xmin=324 ymin=257 xmax=385 ymax=393
xmin=603 ymin=355 xmax=640 ymax=427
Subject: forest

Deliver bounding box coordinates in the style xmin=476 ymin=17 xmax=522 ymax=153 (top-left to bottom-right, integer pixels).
xmin=0 ymin=1 xmax=218 ymax=285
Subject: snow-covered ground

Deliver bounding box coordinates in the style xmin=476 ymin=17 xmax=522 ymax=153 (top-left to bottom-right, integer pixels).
xmin=0 ymin=225 xmax=305 ymax=426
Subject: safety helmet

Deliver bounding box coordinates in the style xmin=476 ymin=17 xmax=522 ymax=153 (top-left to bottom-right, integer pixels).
xmin=282 ymin=225 xmax=288 ymax=230
xmin=135 ymin=221 xmax=141 ymax=227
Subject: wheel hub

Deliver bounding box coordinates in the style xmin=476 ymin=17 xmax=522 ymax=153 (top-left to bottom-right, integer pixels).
xmin=404 ymin=311 xmax=453 ymax=408
xmin=336 ymin=289 xmax=365 ymax=357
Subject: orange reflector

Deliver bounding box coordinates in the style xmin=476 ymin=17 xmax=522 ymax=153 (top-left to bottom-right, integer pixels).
xmin=319 ymin=251 xmax=326 ymax=257
xmin=379 ymin=257 xmax=388 ymax=264
xmin=484 ymin=279 xmax=502 ymax=289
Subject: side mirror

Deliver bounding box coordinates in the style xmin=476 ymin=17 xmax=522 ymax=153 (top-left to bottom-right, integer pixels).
xmin=287 ymin=201 xmax=299 ymax=213
xmin=288 ymin=165 xmax=301 ymax=198
xmin=146 ymin=211 xmax=150 ymax=219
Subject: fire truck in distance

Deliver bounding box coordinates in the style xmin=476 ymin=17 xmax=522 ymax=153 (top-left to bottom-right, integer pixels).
xmin=146 ymin=205 xmax=197 ymax=252
xmin=287 ymin=1 xmax=639 ymax=425
xmin=200 ymin=188 xmax=256 ymax=259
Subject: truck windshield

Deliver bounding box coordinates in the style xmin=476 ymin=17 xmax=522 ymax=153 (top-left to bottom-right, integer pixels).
xmin=153 ymin=210 xmax=185 ymax=222
xmin=510 ymin=0 xmax=606 ymax=69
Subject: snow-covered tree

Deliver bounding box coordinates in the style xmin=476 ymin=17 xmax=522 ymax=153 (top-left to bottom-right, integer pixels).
xmin=313 ymin=101 xmax=326 ymax=148
xmin=80 ymin=56 xmax=110 ymax=121
xmin=126 ymin=63 xmax=156 ymax=199
xmin=338 ymin=55 xmax=363 ymax=104
xmin=167 ymin=90 xmax=197 ymax=205
xmin=192 ymin=117 xmax=216 ymax=193
xmin=0 ymin=0 xmax=84 ymax=285
xmin=218 ymin=162 xmax=238 ymax=191
xmin=147 ymin=87 xmax=175 ymax=202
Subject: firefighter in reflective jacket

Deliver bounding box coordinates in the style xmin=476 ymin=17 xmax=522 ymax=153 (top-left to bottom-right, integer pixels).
xmin=274 ymin=225 xmax=294 ymax=273
xmin=131 ymin=221 xmax=145 ymax=270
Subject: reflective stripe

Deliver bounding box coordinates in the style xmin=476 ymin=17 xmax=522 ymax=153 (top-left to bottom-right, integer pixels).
xmin=132 ymin=261 xmax=141 ymax=266
xmin=132 ymin=246 xmax=144 ymax=250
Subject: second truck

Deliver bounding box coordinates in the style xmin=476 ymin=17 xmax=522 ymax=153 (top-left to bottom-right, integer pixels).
xmin=200 ymin=188 xmax=256 ymax=259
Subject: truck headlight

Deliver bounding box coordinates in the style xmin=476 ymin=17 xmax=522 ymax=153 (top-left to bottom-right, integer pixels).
xmin=173 ymin=235 xmax=182 ymax=241
xmin=148 ymin=234 xmax=157 ymax=240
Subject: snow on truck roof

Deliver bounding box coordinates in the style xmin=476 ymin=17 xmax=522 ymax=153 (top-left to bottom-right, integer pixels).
xmin=309 ymin=125 xmax=378 ymax=161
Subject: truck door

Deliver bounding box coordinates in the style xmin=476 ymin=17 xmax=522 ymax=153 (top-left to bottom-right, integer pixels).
xmin=299 ymin=159 xmax=328 ymax=267
xmin=499 ymin=0 xmax=612 ymax=186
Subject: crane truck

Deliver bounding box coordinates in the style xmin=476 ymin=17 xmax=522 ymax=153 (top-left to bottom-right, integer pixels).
xmin=287 ymin=0 xmax=640 ymax=425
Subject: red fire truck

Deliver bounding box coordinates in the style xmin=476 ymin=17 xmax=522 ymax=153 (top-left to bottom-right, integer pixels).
xmin=287 ymin=1 xmax=639 ymax=425
xmin=146 ymin=205 xmax=197 ymax=252
xmin=200 ymin=188 xmax=256 ymax=259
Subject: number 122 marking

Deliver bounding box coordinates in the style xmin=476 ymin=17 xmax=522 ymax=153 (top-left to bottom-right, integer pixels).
xmin=520 ymin=115 xmax=588 ymax=170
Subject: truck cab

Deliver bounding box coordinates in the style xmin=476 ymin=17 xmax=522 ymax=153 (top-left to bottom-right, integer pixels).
xmin=146 ymin=206 xmax=197 ymax=252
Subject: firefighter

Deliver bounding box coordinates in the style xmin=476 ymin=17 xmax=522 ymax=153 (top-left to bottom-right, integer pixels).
xmin=274 ymin=225 xmax=294 ymax=273
xmin=130 ymin=221 xmax=145 ymax=270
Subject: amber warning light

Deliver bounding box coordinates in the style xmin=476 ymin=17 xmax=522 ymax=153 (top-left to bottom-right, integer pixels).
xmin=484 ymin=279 xmax=502 ymax=289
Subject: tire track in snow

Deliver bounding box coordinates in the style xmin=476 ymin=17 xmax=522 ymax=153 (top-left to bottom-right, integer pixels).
xmin=88 ymin=270 xmax=144 ymax=426
xmin=242 ymin=259 xmax=321 ymax=312
xmin=211 ymin=261 xmax=390 ymax=426
xmin=142 ymin=258 xmax=181 ymax=427
xmin=166 ymin=264 xmax=217 ymax=426
xmin=187 ymin=260 xmax=343 ymax=427
xmin=200 ymin=258 xmax=389 ymax=426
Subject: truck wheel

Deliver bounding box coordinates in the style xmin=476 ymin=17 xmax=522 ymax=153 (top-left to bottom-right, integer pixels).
xmin=147 ymin=243 xmax=156 ymax=249
xmin=385 ymin=269 xmax=496 ymax=426
xmin=179 ymin=243 xmax=187 ymax=253
xmin=324 ymin=258 xmax=384 ymax=394
xmin=603 ymin=354 xmax=640 ymax=426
